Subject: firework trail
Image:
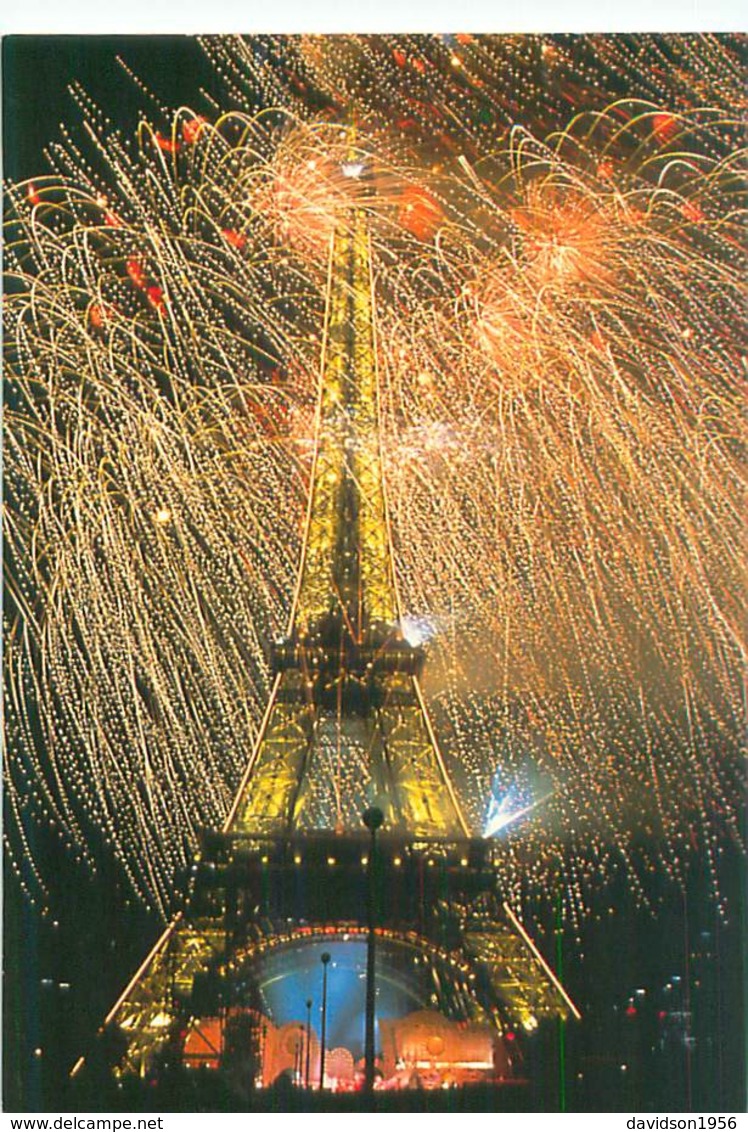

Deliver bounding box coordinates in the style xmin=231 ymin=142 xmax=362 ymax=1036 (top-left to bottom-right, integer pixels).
xmin=4 ymin=35 xmax=746 ymax=921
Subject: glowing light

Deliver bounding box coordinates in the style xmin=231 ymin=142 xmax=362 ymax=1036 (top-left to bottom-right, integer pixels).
xmin=484 ymin=791 xmax=554 ymax=839
xmin=400 ymin=615 xmax=438 ymax=647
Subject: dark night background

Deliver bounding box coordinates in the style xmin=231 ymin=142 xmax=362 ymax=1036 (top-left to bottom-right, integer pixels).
xmin=2 ymin=36 xmax=746 ymax=1113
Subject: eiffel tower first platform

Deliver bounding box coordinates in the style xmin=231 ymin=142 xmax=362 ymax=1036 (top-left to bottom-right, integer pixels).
xmin=74 ymin=173 xmax=578 ymax=1096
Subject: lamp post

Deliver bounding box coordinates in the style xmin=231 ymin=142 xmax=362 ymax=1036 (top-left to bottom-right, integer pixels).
xmin=362 ymin=805 xmax=384 ymax=1092
xmin=319 ymin=952 xmax=331 ymax=1090
xmin=305 ymin=998 xmax=312 ymax=1089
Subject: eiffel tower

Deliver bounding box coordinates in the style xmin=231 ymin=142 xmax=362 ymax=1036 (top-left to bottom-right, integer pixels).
xmin=76 ymin=175 xmax=578 ymax=1091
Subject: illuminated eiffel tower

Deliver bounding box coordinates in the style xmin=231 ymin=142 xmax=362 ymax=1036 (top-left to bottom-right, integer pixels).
xmin=78 ymin=178 xmax=578 ymax=1091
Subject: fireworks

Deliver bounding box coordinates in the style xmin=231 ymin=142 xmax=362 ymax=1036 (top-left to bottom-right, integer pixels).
xmin=4 ymin=35 xmax=745 ymax=922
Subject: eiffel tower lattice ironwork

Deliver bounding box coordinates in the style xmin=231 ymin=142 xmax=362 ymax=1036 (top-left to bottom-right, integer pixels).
xmin=80 ymin=189 xmax=578 ymax=1088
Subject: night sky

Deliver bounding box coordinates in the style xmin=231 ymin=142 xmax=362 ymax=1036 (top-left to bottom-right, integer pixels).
xmin=3 ymin=35 xmax=746 ymax=1114
xmin=3 ymin=37 xmax=217 ymax=183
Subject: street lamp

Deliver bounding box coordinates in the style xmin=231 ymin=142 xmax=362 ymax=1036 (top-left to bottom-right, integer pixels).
xmin=305 ymin=998 xmax=312 ymax=1089
xmin=362 ymin=805 xmax=384 ymax=1092
xmin=319 ymin=952 xmax=331 ymax=1091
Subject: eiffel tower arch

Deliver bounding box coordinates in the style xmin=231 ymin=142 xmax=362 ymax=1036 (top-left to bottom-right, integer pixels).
xmin=74 ymin=173 xmax=578 ymax=1096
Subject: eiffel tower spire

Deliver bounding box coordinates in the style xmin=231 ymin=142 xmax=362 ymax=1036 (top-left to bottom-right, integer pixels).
xmin=75 ymin=183 xmax=578 ymax=1093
